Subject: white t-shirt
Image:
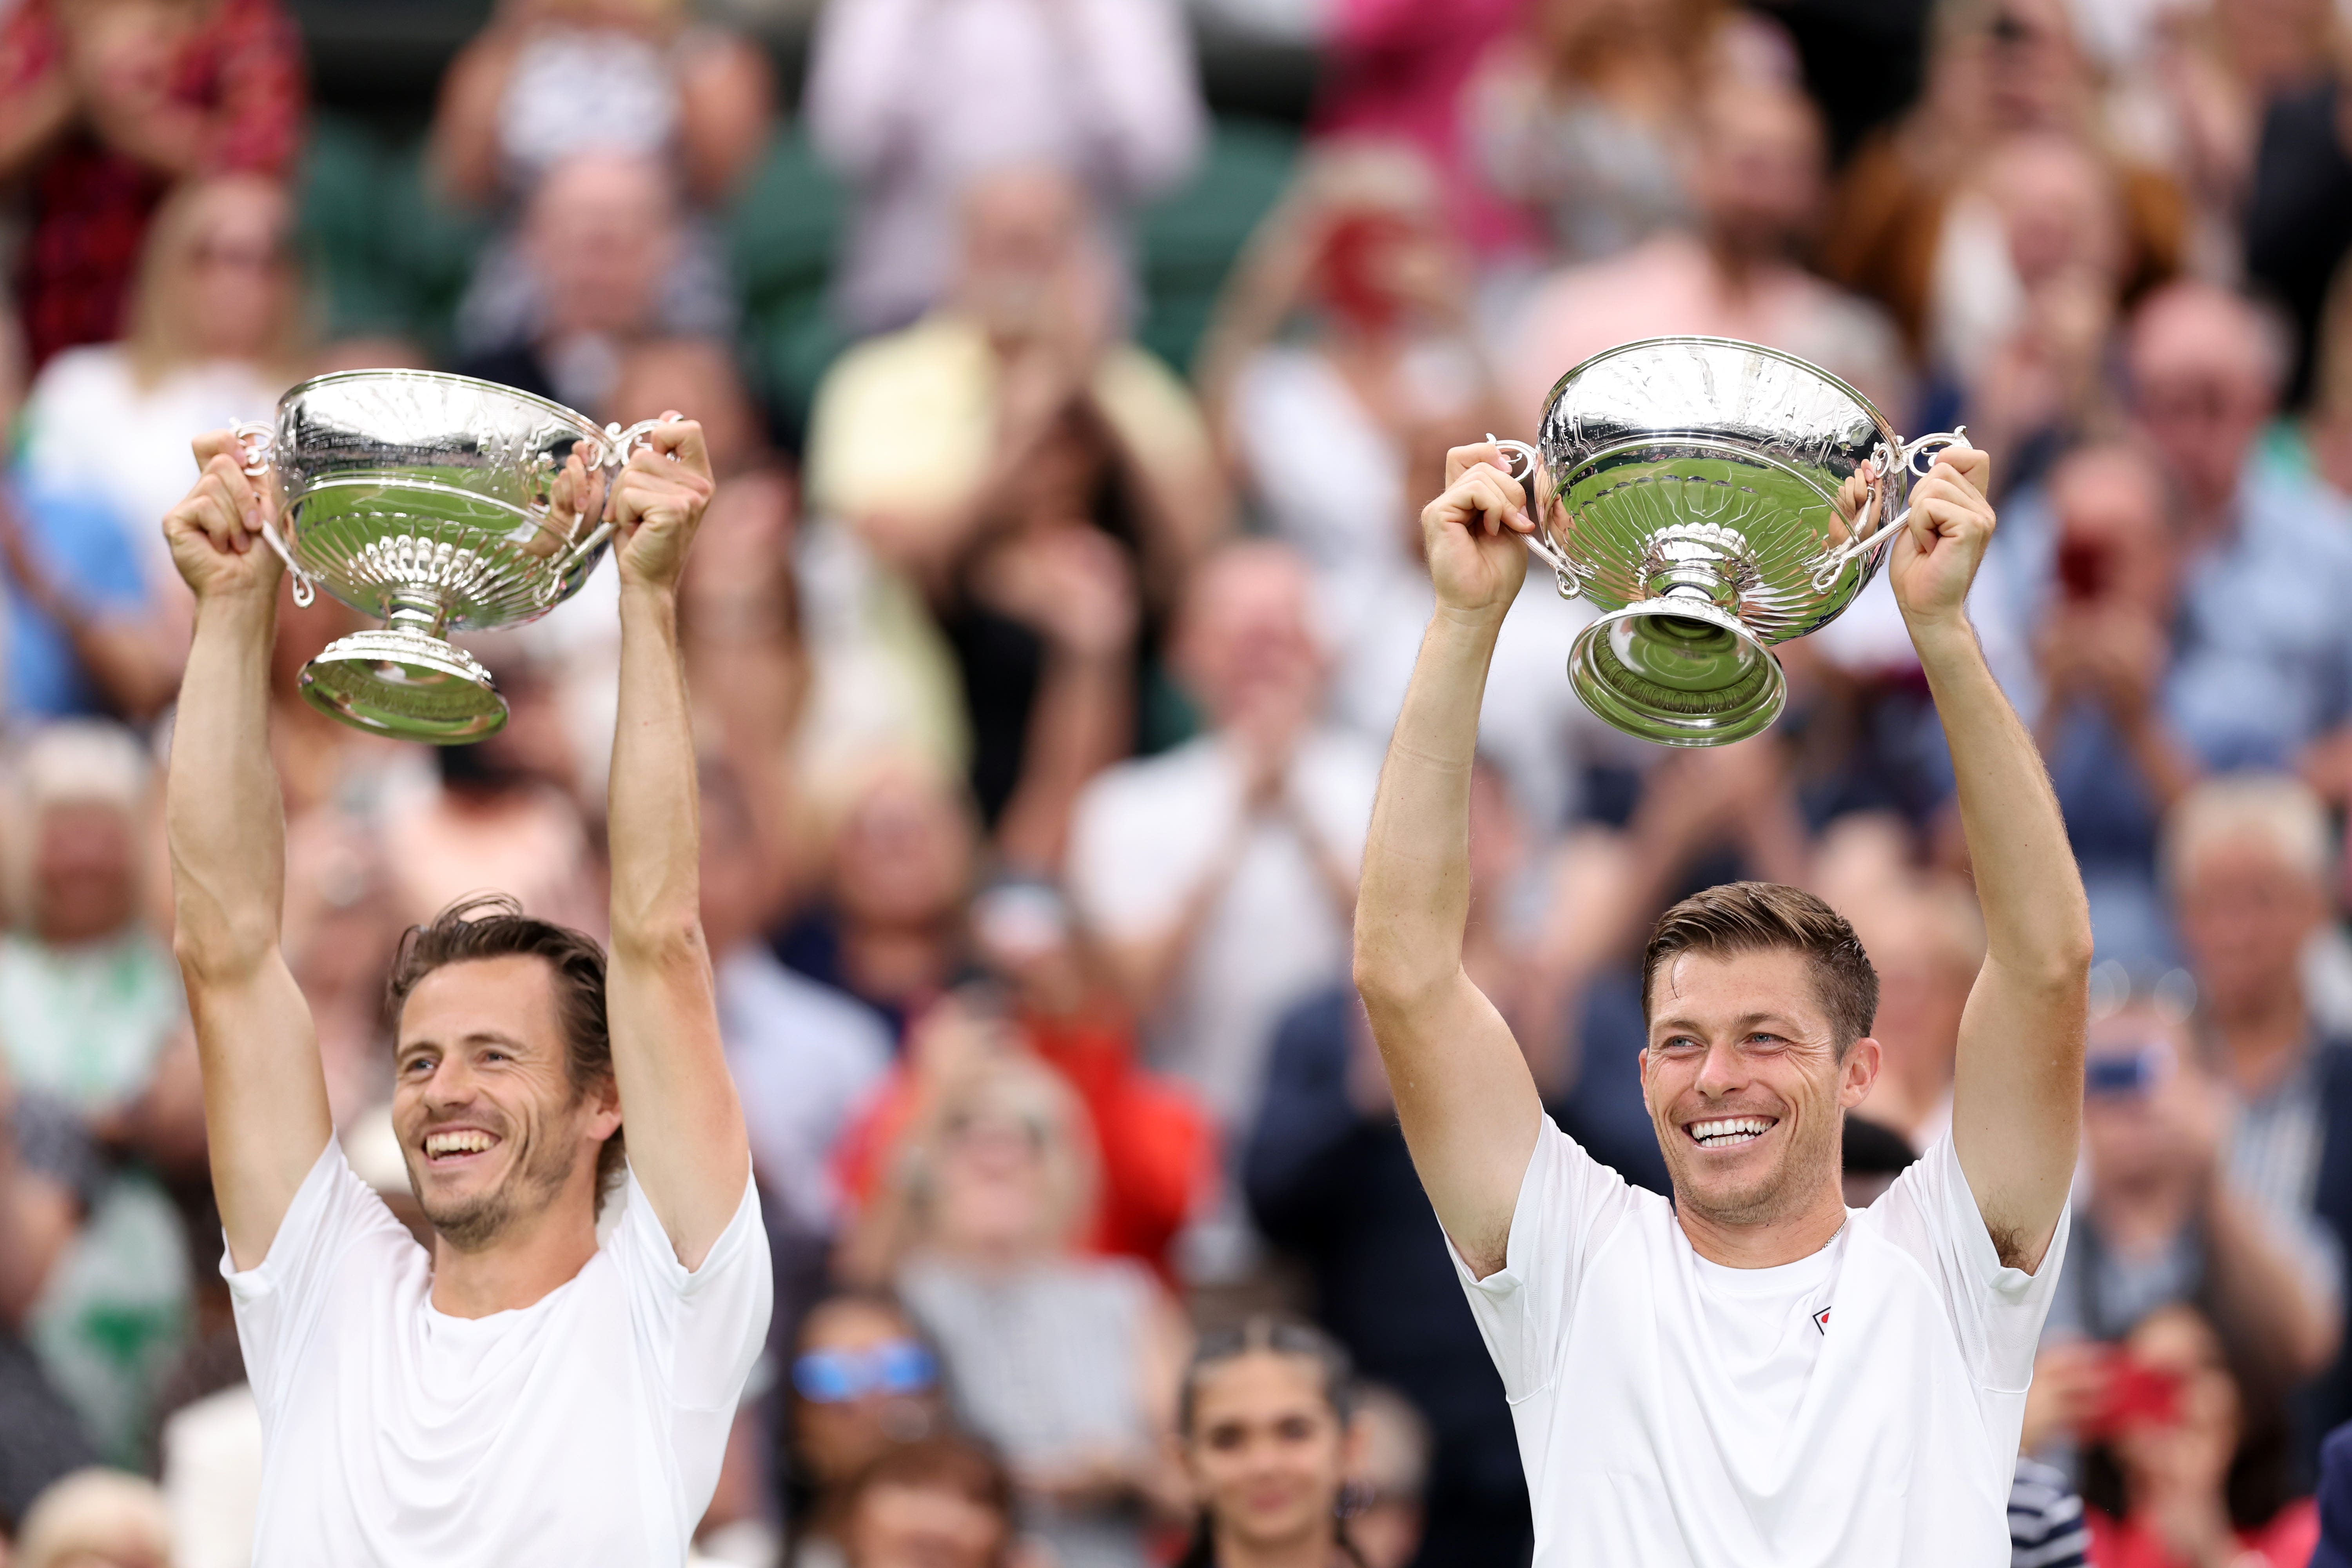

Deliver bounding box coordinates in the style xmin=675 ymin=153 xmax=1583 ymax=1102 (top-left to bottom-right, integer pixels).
xmin=1456 ymin=1122 xmax=2066 ymax=1566
xmin=224 ymin=1141 xmax=772 ymax=1567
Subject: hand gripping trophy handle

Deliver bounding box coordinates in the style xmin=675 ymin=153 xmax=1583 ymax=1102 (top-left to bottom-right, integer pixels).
xmin=1485 ymin=434 xmax=1583 ymax=601
xmin=229 ymin=421 xmax=319 ymax=608
xmin=537 ymin=417 xmax=667 ymax=604
xmin=1806 ymin=427 xmax=1971 ymax=593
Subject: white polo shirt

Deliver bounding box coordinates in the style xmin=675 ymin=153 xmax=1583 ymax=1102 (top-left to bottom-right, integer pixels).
xmin=1455 ymin=1122 xmax=2065 ymax=1566
xmin=224 ymin=1141 xmax=771 ymax=1567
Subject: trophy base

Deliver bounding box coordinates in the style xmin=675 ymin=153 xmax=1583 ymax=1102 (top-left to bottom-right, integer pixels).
xmin=1568 ymin=599 xmax=1786 ymax=748
xmin=297 ymin=628 xmax=509 ymax=743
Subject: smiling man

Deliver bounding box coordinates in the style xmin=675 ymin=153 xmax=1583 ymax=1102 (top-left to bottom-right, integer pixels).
xmin=159 ymin=417 xmax=767 ymax=1565
xmin=1354 ymin=442 xmax=2091 ymax=1564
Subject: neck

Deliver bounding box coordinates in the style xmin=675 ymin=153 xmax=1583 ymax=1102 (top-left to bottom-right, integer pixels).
xmin=2216 ymin=989 xmax=2309 ymax=1097
xmin=1211 ymin=1522 xmax=1346 ymax=1568
xmin=428 ymin=1192 xmax=601 ymax=1318
xmin=1675 ymin=1177 xmax=1849 ymax=1268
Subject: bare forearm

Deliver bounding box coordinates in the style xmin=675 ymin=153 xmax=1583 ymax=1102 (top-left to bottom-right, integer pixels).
xmin=168 ymin=595 xmax=286 ymax=976
xmin=2203 ymin=1183 xmax=2342 ymax=1386
xmin=610 ymin=585 xmax=703 ymax=946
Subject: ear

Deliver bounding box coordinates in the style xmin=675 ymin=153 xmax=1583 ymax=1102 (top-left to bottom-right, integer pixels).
xmin=1837 ymin=1036 xmax=1883 ymax=1109
xmin=584 ymin=1074 xmax=622 ymax=1143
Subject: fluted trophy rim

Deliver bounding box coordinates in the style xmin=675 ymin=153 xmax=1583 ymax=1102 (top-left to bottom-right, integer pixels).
xmin=1535 ymin=333 xmax=1900 ymax=452
xmin=273 ymin=367 xmax=614 ymax=452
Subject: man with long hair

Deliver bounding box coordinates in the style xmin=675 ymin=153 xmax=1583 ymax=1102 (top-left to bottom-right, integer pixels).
xmin=160 ymin=416 xmax=767 ymax=1563
xmin=1354 ymin=440 xmax=2090 ymax=1563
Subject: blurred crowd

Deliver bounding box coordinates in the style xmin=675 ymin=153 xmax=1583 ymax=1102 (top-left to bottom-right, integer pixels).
xmin=6 ymin=0 xmax=2352 ymax=1564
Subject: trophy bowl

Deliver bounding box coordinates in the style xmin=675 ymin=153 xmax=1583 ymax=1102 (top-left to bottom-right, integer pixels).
xmin=232 ymin=370 xmax=662 ymax=742
xmin=1495 ymin=336 xmax=1964 ymax=746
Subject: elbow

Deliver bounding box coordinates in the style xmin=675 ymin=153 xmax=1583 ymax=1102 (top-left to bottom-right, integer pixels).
xmin=172 ymin=921 xmax=278 ymax=992
xmin=1351 ymin=937 xmax=1448 ymax=1020
xmin=607 ymin=911 xmax=710 ymax=972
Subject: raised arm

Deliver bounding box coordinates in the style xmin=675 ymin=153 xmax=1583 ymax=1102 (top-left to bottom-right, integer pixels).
xmin=1352 ymin=444 xmax=1547 ymax=1278
xmin=601 ymin=418 xmax=750 ymax=1269
xmin=163 ymin=436 xmax=330 ymax=1270
xmin=1892 ymin=446 xmax=2092 ymax=1273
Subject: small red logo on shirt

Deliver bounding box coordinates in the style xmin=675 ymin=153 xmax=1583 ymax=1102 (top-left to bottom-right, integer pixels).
xmin=1813 ymin=1307 xmax=1833 ymax=1334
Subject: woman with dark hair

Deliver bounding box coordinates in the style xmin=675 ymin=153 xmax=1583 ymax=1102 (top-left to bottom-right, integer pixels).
xmin=838 ymin=1433 xmax=1021 ymax=1568
xmin=782 ymin=1289 xmax=947 ymax=1568
xmin=1174 ymin=1317 xmax=1364 ymax=1568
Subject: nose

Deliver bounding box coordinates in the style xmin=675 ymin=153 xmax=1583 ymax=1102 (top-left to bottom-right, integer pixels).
xmin=1693 ymin=1037 xmax=1749 ymax=1100
xmin=422 ymin=1054 xmax=478 ymax=1112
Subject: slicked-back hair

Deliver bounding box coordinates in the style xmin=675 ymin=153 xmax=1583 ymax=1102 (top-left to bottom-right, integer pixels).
xmin=1641 ymin=882 xmax=1879 ymax=1054
xmin=385 ymin=893 xmax=623 ymax=1206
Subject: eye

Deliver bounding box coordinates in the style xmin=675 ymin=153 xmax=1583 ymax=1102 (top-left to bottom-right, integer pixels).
xmin=1656 ymin=1035 xmax=1702 ymax=1056
xmin=1744 ymin=1032 xmax=1789 ymax=1052
xmin=400 ymin=1054 xmax=435 ymax=1076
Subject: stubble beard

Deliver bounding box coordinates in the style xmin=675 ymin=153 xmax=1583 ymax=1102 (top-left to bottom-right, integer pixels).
xmin=416 ymin=1125 xmax=580 ymax=1254
xmin=1661 ymin=1098 xmax=1843 ymax=1233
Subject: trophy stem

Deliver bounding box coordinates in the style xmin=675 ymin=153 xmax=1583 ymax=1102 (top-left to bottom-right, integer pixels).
xmin=385 ymin=590 xmax=450 ymax=639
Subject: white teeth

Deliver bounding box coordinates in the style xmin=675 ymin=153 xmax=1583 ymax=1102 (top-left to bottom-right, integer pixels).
xmin=1690 ymin=1117 xmax=1774 ymax=1147
xmin=425 ymin=1130 xmax=496 ymax=1157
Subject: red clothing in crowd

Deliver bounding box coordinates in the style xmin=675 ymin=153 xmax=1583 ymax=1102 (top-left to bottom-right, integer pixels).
xmin=2 ymin=0 xmax=305 ymax=370
xmin=834 ymin=1005 xmax=1215 ymax=1285
xmin=2085 ymin=1499 xmax=2318 ymax=1568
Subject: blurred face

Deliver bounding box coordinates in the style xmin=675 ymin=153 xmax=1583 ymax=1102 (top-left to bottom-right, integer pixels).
xmin=1182 ymin=1353 xmax=1350 ymax=1558
xmin=842 ymin=1480 xmax=1007 ymax=1568
xmin=2129 ymin=293 xmax=2278 ymax=512
xmin=1858 ymin=906 xmax=1972 ymax=1094
xmin=526 ymin=154 xmax=680 ymax=339
xmin=931 ymin=1101 xmax=1057 ymax=1254
xmin=957 ymin=170 xmax=1085 ymax=340
xmin=2048 ymin=452 xmax=2176 ymax=614
xmin=793 ymin=1300 xmax=943 ymax=1485
xmin=1988 ymin=136 xmax=2122 ymax=290
xmin=392 ymin=956 xmax=617 ymax=1253
xmin=1691 ymin=91 xmax=1823 ymax=260
xmin=1975 ymin=0 xmax=2083 ymax=132
xmin=35 ymin=800 xmax=139 ymax=946
xmin=180 ymin=179 xmax=294 ymax=362
xmin=1641 ymin=948 xmax=1878 ymax=1227
xmin=2174 ymin=834 xmax=2325 ymax=1019
xmin=2081 ymin=1011 xmax=2198 ymax=1194
xmin=698 ymin=789 xmax=766 ymax=956
xmin=1173 ymin=552 xmax=1327 ymax=730
xmin=608 ymin=342 xmax=760 ymax=477
xmin=831 ymin=774 xmax=974 ymax=930
xmin=2111 ymin=1307 xmax=2238 ymax=1489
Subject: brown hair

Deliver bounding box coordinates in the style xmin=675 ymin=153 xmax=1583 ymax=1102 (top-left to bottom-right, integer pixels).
xmin=385 ymin=893 xmax=624 ymax=1205
xmin=840 ymin=1436 xmax=1017 ymax=1568
xmin=124 ymin=174 xmax=310 ymax=388
xmin=1641 ymin=882 xmax=1879 ymax=1052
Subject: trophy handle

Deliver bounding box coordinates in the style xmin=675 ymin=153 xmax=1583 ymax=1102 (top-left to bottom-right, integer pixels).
xmin=539 ymin=418 xmax=670 ymax=603
xmin=1807 ymin=427 xmax=1970 ymax=593
xmin=229 ymin=421 xmax=317 ymax=608
xmin=1486 ymin=435 xmax=1583 ymax=601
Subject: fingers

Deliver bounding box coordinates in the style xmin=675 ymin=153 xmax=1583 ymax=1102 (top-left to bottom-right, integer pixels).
xmin=641 ymin=415 xmax=713 ymax=482
xmin=168 ymin=457 xmax=263 ymax=555
xmin=1931 ymin=442 xmax=1992 ymax=499
xmin=1445 ymin=442 xmax=1506 ymax=487
xmin=1425 ymin=460 xmax=1531 ymax=539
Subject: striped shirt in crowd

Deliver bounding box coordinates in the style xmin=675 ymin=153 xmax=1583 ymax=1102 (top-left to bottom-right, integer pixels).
xmin=2011 ymin=1455 xmax=2090 ymax=1568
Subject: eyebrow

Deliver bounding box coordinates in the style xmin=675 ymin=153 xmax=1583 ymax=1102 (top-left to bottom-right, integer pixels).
xmin=395 ymin=1029 xmax=533 ymax=1058
xmin=1651 ymin=1012 xmax=1805 ymax=1037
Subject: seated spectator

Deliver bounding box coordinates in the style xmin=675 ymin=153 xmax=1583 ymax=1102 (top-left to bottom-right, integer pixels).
xmin=2029 ymin=1001 xmax=2339 ymax=1460
xmin=1821 ymin=0 xmax=2183 ymax=361
xmin=837 ymin=1434 xmax=1021 ymax=1568
xmin=12 ymin=174 xmax=307 ymax=715
xmin=803 ymin=0 xmax=1205 ymax=334
xmin=0 ymin=1065 xmax=102 ymax=1529
xmin=2024 ymin=443 xmax=2200 ymax=967
xmin=782 ymin=1290 xmax=949 ymax=1568
xmin=2118 ymin=282 xmax=2352 ymax=789
xmin=1505 ymin=74 xmax=1909 ymax=425
xmin=775 ymin=751 xmax=978 ymax=1043
xmin=452 ymin=149 xmax=716 ymax=418
xmin=430 ymin=0 xmax=772 ymax=212
xmin=2081 ymin=1305 xmax=2319 ymax=1568
xmin=1065 ymin=541 xmax=1377 ymax=1142
xmin=834 ymin=881 xmax=1215 ymax=1283
xmin=1465 ymin=0 xmax=1715 ymax=269
xmin=0 ymin=0 xmax=303 ymax=370
xmin=701 ymin=759 xmax=890 ymax=1238
xmin=1346 ymin=1383 xmax=1430 ymax=1568
xmin=854 ymin=1052 xmax=1189 ymax=1568
xmin=1171 ymin=1317 xmax=1360 ymax=1568
xmin=11 ymin=1466 xmax=171 ymax=1568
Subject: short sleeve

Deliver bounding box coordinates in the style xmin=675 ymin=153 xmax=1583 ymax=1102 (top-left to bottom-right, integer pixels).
xmin=1867 ymin=1136 xmax=2069 ymax=1394
xmin=1447 ymin=1119 xmax=1637 ymax=1403
xmin=222 ymin=1139 xmax=417 ymax=1414
xmin=608 ymin=1168 xmax=773 ymax=1414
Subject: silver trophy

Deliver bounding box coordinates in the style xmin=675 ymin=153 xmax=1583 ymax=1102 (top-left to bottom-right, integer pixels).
xmin=231 ymin=370 xmax=663 ymax=742
xmin=1492 ymin=336 xmax=1966 ymax=746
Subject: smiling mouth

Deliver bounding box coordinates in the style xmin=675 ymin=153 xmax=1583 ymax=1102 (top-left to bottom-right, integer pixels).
xmin=422 ymin=1129 xmax=502 ymax=1165
xmin=1686 ymin=1116 xmax=1777 ymax=1150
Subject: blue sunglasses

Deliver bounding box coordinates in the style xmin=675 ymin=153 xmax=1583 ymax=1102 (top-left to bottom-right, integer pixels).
xmin=793 ymin=1340 xmax=938 ymax=1403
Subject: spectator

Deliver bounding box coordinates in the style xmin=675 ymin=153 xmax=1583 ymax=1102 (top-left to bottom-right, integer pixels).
xmin=12 ymin=173 xmax=306 ymax=703
xmin=452 ymin=149 xmax=719 ymax=418
xmin=429 ymin=0 xmax=772 ymax=212
xmin=1345 ymin=1383 xmax=1429 ymax=1568
xmin=11 ymin=1466 xmax=172 ymax=1568
xmin=0 ymin=0 xmax=303 ymax=370
xmin=2123 ymin=282 xmax=2352 ymax=789
xmin=1065 ymin=541 xmax=1376 ymax=1140
xmin=774 ymin=752 xmax=978 ymax=1043
xmin=1505 ymin=74 xmax=1909 ymax=425
xmin=2025 ymin=443 xmax=2200 ymax=967
xmin=803 ymin=0 xmax=1205 ymax=335
xmin=1170 ymin=1317 xmax=1360 ymax=1568
xmin=855 ymin=1051 xmax=1189 ymax=1568
xmin=2080 ymin=1305 xmax=2319 ymax=1568
xmin=0 ymin=1068 xmax=102 ymax=1531
xmin=1838 ymin=870 xmax=1983 ymax=1153
xmin=782 ymin=1290 xmax=949 ymax=1568
xmin=837 ymin=1434 xmax=1021 ymax=1568
xmin=278 ymin=812 xmax=401 ymax=1131
xmin=2245 ymin=38 xmax=2352 ymax=406
xmin=2009 ymin=1453 xmax=2091 ymax=1568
